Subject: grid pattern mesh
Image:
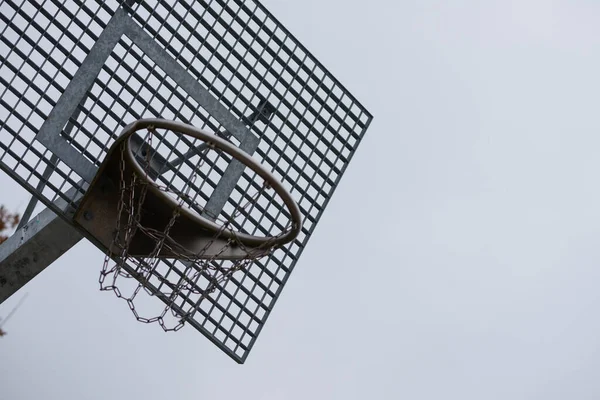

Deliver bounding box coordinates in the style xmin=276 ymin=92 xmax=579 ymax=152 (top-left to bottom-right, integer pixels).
xmin=0 ymin=0 xmax=372 ymax=363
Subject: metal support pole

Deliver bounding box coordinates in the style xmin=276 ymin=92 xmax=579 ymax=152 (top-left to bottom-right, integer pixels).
xmin=0 ymin=206 xmax=82 ymax=304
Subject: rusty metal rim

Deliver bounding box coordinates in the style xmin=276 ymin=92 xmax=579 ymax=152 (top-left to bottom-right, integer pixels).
xmin=120 ymin=118 xmax=302 ymax=248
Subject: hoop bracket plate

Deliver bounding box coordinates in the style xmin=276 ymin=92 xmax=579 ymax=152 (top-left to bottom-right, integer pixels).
xmin=74 ymin=172 xmax=255 ymax=259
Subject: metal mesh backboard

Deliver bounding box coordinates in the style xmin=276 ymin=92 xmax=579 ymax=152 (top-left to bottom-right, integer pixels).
xmin=0 ymin=0 xmax=372 ymax=362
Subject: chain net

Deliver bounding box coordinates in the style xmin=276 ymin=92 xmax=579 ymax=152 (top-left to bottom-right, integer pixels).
xmin=99 ymin=127 xmax=286 ymax=331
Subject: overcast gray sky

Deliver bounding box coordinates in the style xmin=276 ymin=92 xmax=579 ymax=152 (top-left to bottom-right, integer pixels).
xmin=2 ymin=0 xmax=600 ymax=399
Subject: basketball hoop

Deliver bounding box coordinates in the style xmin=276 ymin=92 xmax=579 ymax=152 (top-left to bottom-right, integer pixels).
xmin=74 ymin=119 xmax=302 ymax=330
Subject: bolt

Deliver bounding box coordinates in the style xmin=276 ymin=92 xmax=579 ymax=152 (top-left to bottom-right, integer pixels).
xmin=83 ymin=210 xmax=94 ymax=221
